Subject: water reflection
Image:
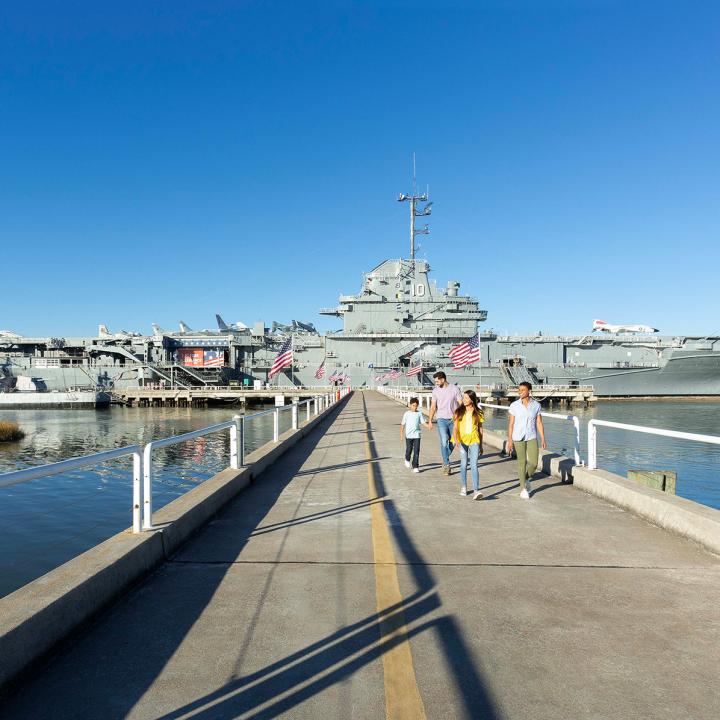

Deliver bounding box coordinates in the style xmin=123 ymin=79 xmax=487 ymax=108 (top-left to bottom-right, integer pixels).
xmin=0 ymin=406 xmax=293 ymax=597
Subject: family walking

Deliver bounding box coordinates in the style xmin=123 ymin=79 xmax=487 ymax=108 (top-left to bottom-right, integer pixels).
xmin=401 ymin=373 xmax=547 ymax=500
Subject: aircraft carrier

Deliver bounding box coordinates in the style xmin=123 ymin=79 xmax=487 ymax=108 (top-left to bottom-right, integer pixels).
xmin=2 ymin=190 xmax=719 ymax=398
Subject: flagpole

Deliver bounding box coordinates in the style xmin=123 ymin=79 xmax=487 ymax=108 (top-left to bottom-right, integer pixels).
xmin=291 ymin=334 xmax=295 ymax=388
xmin=477 ymin=331 xmax=482 ymax=402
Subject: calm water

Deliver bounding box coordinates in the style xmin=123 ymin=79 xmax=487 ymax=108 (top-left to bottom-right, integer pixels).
xmin=1 ymin=400 xmax=719 ymax=597
xmin=0 ymin=405 xmax=294 ymax=598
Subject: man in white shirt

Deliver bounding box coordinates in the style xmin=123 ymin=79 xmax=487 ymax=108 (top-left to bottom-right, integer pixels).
xmin=507 ymin=382 xmax=547 ymax=500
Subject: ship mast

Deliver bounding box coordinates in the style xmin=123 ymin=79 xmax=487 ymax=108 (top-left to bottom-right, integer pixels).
xmin=397 ymin=154 xmax=432 ymax=261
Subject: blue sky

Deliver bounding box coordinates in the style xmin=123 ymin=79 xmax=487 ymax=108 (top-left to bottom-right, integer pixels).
xmin=2 ymin=1 xmax=718 ymax=337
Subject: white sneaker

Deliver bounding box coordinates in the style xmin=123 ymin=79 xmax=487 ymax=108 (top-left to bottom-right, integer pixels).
xmin=404 ymin=460 xmax=411 ymax=468
xmin=473 ymin=490 xmax=484 ymax=501
xmin=460 ymin=487 xmax=467 ymax=496
xmin=520 ymin=488 xmax=530 ymax=500
xmin=412 ymin=468 xmax=419 ymax=473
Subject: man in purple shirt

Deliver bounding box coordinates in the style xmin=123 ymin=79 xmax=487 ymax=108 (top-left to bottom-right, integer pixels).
xmin=427 ymin=371 xmax=463 ymax=475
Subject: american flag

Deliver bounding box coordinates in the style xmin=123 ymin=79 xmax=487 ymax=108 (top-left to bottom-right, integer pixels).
xmin=315 ymin=361 xmax=326 ymax=380
xmin=448 ymin=333 xmax=481 ymax=369
xmin=328 ymin=370 xmax=340 ymax=382
xmin=388 ymin=368 xmax=401 ymax=380
xmin=203 ymin=349 xmax=224 ymax=367
xmin=405 ymin=364 xmax=423 ymax=377
xmin=374 ymin=375 xmax=383 ymax=382
xmin=268 ymin=337 xmax=293 ymax=379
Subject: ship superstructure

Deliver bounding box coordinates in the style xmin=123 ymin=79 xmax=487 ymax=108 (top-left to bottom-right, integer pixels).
xmin=2 ymin=188 xmax=720 ymax=397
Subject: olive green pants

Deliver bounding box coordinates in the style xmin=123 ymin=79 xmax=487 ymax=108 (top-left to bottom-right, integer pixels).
xmin=514 ymin=439 xmax=538 ymax=490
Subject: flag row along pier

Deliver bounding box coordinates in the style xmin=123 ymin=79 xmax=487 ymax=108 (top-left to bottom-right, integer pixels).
xmin=110 ymin=383 xmax=596 ymax=408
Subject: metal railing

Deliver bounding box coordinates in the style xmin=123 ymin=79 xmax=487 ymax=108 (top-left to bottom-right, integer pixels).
xmin=479 ymin=403 xmax=582 ymax=466
xmin=587 ymin=419 xmax=720 ymax=471
xmin=0 ymin=446 xmax=144 ymax=533
xmin=0 ymin=389 xmax=349 ymax=535
xmin=142 ymin=392 xmax=344 ymax=528
xmin=142 ymin=420 xmax=241 ymax=530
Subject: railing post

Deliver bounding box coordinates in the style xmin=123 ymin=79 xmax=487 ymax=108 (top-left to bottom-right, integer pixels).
xmin=142 ymin=443 xmax=154 ymax=530
xmin=292 ymin=400 xmax=298 ymax=430
xmin=572 ymin=416 xmax=582 ymax=466
xmin=273 ymin=407 xmax=280 ymax=442
xmin=588 ymin=420 xmax=597 ymax=470
xmin=230 ymin=420 xmax=239 ymax=470
xmin=306 ymin=400 xmax=311 ymax=422
xmin=132 ymin=450 xmax=142 ymax=534
xmin=239 ymin=416 xmax=245 ymax=467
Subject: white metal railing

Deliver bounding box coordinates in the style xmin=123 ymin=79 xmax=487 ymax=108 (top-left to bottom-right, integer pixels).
xmin=587 ymin=419 xmax=720 ymax=471
xmin=0 ymin=389 xmax=350 ymax=535
xmin=479 ymin=403 xmax=582 ymax=466
xmin=0 ymin=446 xmax=144 ymax=533
xmin=376 ymin=387 xmax=582 ymax=465
xmin=141 ymin=392 xmax=344 ymax=528
xmin=142 ymin=420 xmax=241 ymax=530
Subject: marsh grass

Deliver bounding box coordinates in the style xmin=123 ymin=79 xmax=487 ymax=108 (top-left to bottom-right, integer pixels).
xmin=0 ymin=421 xmax=25 ymax=442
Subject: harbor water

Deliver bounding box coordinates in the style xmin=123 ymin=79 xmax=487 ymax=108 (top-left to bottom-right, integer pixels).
xmin=0 ymin=405 xmax=294 ymax=598
xmin=1 ymin=399 xmax=719 ymax=598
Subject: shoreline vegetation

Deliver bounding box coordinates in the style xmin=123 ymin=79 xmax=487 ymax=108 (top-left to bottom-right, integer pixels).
xmin=0 ymin=421 xmax=25 ymax=443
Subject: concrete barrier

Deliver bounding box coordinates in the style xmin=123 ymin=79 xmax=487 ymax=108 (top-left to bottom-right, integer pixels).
xmin=0 ymin=393 xmax=353 ymax=694
xmin=381 ymin=392 xmax=720 ymax=557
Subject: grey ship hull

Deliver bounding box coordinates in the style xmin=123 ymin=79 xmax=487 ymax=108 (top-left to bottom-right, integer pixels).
xmin=553 ymin=352 xmax=720 ymax=397
xmin=12 ymin=346 xmax=718 ymax=397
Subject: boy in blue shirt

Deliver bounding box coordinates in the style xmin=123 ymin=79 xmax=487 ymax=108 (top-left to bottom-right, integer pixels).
xmin=400 ymin=397 xmax=423 ymax=473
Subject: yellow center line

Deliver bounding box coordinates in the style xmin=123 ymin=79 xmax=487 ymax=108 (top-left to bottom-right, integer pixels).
xmin=363 ymin=398 xmax=426 ymax=720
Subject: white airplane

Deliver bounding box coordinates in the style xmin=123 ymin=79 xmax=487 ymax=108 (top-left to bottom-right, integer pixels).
xmin=98 ymin=324 xmax=141 ymax=339
xmin=592 ymin=319 xmax=659 ymax=334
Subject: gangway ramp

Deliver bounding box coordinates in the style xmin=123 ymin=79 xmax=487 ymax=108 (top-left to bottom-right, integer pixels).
xmin=2 ymin=392 xmax=719 ymax=719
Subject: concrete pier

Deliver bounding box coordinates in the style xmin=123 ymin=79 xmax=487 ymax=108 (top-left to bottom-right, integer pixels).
xmin=1 ymin=391 xmax=718 ymax=719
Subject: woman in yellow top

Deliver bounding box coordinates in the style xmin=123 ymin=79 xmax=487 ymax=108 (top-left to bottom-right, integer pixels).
xmin=452 ymin=390 xmax=485 ymax=500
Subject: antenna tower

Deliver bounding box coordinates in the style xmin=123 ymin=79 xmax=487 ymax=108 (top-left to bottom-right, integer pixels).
xmin=397 ymin=152 xmax=432 ymax=261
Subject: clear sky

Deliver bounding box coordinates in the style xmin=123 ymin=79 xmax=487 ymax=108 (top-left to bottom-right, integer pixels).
xmin=2 ymin=1 xmax=718 ymax=338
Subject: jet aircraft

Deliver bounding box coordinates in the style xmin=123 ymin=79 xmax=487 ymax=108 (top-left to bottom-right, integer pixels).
xmin=216 ymin=314 xmax=249 ymax=332
xmin=592 ymin=319 xmax=659 ymax=334
xmin=98 ymin=324 xmax=141 ymax=339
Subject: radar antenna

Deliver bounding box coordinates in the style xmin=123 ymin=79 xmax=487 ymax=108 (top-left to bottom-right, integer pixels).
xmin=397 ymin=152 xmax=431 ymax=261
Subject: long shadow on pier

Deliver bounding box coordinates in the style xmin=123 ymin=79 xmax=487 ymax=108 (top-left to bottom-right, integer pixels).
xmin=148 ymin=394 xmax=499 ymax=720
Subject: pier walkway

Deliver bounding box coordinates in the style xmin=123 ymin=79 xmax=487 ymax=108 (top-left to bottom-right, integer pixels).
xmin=2 ymin=392 xmax=719 ymax=719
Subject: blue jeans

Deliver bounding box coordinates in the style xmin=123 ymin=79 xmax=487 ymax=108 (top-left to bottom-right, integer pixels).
xmin=436 ymin=418 xmax=454 ymax=466
xmin=459 ymin=442 xmax=480 ymax=492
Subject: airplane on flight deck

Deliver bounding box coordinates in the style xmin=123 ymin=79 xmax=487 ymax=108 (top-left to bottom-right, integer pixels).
xmin=592 ymin=319 xmax=659 ymax=334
